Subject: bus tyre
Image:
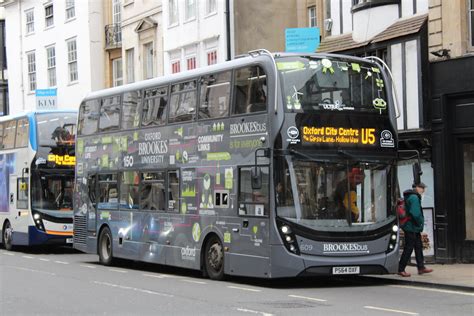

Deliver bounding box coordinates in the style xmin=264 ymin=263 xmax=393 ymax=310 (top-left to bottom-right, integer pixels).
xmin=98 ymin=227 xmax=114 ymax=266
xmin=2 ymin=221 xmax=13 ymax=251
xmin=204 ymin=235 xmax=224 ymax=280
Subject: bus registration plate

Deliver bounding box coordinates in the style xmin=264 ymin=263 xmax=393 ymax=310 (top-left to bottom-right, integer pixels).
xmin=332 ymin=266 xmax=360 ymax=275
xmin=66 ymin=238 xmax=73 ymax=244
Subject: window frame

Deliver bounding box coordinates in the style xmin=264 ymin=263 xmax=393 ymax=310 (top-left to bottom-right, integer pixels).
xmin=237 ymin=165 xmax=270 ymax=218
xmin=141 ymin=86 xmax=169 ymax=127
xmin=168 ymin=79 xmax=198 ymax=124
xmin=207 ymin=50 xmax=217 ymax=65
xmin=44 ymin=3 xmax=54 ymax=28
xmin=15 ymin=117 xmax=30 ymax=148
xmin=143 ymin=42 xmax=154 ymax=79
xmin=186 ymin=55 xmax=196 ymax=70
xmin=308 ymin=5 xmax=317 ymax=27
xmin=470 ymin=0 xmax=474 ymax=49
xmin=2 ymin=119 xmax=17 ymax=149
xmin=78 ymin=99 xmax=100 ymax=136
xmin=97 ymin=173 xmax=119 ymax=210
xmin=46 ymin=45 xmax=56 ymax=87
xmin=171 ymin=60 xmax=181 ymax=74
xmin=65 ymin=0 xmax=75 ymax=21
xmin=198 ymin=70 xmax=232 ymax=121
xmin=120 ymin=171 xmax=140 ymax=210
xmin=231 ymin=64 xmax=268 ymax=116
xmin=168 ymin=0 xmax=179 ymax=27
xmin=140 ymin=171 xmax=167 ymax=212
xmin=121 ymin=90 xmax=142 ymax=130
xmin=206 ymin=0 xmax=217 ymax=16
xmin=126 ymin=48 xmax=135 ymax=84
xmin=17 ymin=177 xmax=29 ymax=210
xmin=99 ymin=95 xmax=121 ymax=133
xmin=112 ymin=57 xmax=123 ymax=87
xmin=185 ymin=0 xmax=197 ymax=22
xmin=25 ymin=9 xmax=35 ymax=34
xmin=26 ymin=51 xmax=36 ymax=93
xmin=67 ymin=38 xmax=78 ymax=83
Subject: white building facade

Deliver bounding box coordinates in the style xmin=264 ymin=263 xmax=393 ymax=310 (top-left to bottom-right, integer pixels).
xmin=121 ymin=0 xmax=163 ymax=83
xmin=162 ymin=0 xmax=228 ymax=75
xmin=3 ymin=0 xmax=105 ymax=112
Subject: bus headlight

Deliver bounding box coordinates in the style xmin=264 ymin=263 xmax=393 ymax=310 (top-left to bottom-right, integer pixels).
xmin=281 ymin=225 xmax=291 ymax=234
xmin=32 ymin=212 xmax=45 ymax=232
xmin=392 ymin=225 xmax=399 ymax=232
xmin=277 ymin=220 xmax=300 ymax=255
xmin=33 ymin=213 xmax=41 ymax=220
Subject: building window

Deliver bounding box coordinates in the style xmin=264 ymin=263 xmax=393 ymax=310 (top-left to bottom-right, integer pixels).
xmin=186 ymin=56 xmax=196 ymax=70
xmin=26 ymin=51 xmax=36 ymax=92
xmin=185 ymin=0 xmax=196 ymax=21
xmin=45 ymin=3 xmax=54 ymax=28
xmin=112 ymin=58 xmax=123 ymax=87
xmin=171 ymin=60 xmax=180 ymax=74
xmin=113 ymin=0 xmax=121 ymax=24
xmin=169 ymin=0 xmax=179 ymax=26
xmin=67 ymin=38 xmax=78 ymax=83
xmin=126 ymin=48 xmax=134 ymax=83
xmin=207 ymin=50 xmax=217 ymax=65
xmin=308 ymin=6 xmax=317 ymax=27
xmin=206 ymin=0 xmax=217 ymax=15
xmin=143 ymin=42 xmax=154 ymax=79
xmin=46 ymin=46 xmax=56 ymax=87
xmin=26 ymin=9 xmax=34 ymax=34
xmin=66 ymin=0 xmax=75 ymax=20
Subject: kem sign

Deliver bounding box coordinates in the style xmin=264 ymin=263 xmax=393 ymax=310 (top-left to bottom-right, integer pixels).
xmin=36 ymin=88 xmax=57 ymax=110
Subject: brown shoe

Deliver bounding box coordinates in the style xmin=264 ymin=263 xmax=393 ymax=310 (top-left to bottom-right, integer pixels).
xmin=398 ymin=271 xmax=411 ymax=277
xmin=418 ymin=268 xmax=433 ymax=275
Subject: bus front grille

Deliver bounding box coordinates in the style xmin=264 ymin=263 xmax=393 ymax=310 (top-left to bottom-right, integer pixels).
xmin=73 ymin=215 xmax=87 ymax=244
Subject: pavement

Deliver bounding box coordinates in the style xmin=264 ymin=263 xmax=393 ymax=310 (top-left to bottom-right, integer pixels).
xmin=364 ymin=263 xmax=474 ymax=292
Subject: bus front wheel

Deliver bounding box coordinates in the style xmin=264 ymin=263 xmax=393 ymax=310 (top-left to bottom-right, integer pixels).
xmin=204 ymin=235 xmax=224 ymax=280
xmin=2 ymin=221 xmax=13 ymax=251
xmin=98 ymin=227 xmax=114 ymax=266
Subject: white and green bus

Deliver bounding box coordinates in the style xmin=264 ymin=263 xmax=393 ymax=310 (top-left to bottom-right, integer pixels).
xmin=74 ymin=51 xmax=400 ymax=279
xmin=1 ymin=110 xmax=77 ymax=250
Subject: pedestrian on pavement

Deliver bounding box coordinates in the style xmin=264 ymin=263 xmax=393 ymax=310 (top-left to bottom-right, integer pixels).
xmin=398 ymin=182 xmax=433 ymax=277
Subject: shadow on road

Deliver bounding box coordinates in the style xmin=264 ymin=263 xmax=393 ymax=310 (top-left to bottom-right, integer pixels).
xmin=85 ymin=257 xmax=393 ymax=290
xmin=5 ymin=245 xmax=82 ymax=255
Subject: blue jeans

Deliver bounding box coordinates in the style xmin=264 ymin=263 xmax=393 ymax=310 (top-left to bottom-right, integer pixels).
xmin=399 ymin=231 xmax=425 ymax=272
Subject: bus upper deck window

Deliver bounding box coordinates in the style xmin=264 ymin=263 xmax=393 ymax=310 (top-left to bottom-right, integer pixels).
xmin=169 ymin=80 xmax=197 ymax=123
xmin=122 ymin=91 xmax=142 ymax=129
xmin=99 ymin=96 xmax=121 ymax=132
xmin=15 ymin=118 xmax=29 ymax=148
xmin=199 ymin=71 xmax=231 ymax=119
xmin=79 ymin=99 xmax=99 ymax=136
xmin=233 ymin=66 xmax=267 ymax=115
xmin=2 ymin=120 xmax=17 ymax=149
xmin=142 ymin=87 xmax=168 ymax=127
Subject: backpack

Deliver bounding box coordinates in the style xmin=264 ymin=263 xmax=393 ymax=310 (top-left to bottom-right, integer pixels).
xmin=397 ymin=198 xmax=411 ymax=226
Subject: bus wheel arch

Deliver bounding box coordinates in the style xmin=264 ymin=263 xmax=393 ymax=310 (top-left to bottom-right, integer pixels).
xmin=97 ymin=225 xmax=114 ymax=266
xmin=2 ymin=220 xmax=13 ymax=251
xmin=201 ymin=233 xmax=225 ymax=280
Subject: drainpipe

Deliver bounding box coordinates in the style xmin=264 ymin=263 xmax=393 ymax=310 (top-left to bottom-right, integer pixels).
xmin=18 ymin=0 xmax=25 ymax=111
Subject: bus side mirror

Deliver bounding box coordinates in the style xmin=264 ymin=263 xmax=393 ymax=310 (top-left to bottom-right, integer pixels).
xmin=412 ymin=162 xmax=423 ymax=185
xmin=251 ymin=167 xmax=262 ymax=190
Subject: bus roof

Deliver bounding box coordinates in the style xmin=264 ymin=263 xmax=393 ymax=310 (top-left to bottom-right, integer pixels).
xmin=81 ymin=51 xmax=379 ymax=102
xmin=0 ymin=109 xmax=77 ymax=122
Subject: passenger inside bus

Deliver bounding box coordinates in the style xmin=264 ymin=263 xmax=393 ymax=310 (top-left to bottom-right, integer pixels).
xmin=334 ymin=168 xmax=365 ymax=221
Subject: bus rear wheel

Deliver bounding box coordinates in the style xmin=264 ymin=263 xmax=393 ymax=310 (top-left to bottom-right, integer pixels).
xmin=204 ymin=236 xmax=224 ymax=280
xmin=98 ymin=227 xmax=114 ymax=266
xmin=2 ymin=221 xmax=13 ymax=251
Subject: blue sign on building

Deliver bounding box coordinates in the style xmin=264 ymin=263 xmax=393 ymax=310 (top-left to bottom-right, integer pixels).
xmin=285 ymin=27 xmax=320 ymax=53
xmin=36 ymin=88 xmax=57 ymax=110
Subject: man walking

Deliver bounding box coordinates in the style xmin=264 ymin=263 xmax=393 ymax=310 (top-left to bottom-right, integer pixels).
xmin=398 ymin=182 xmax=433 ymax=277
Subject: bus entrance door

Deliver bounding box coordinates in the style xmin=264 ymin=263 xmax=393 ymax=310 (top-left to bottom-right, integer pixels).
xmin=9 ymin=175 xmax=28 ymax=245
xmin=86 ymin=174 xmax=98 ymax=233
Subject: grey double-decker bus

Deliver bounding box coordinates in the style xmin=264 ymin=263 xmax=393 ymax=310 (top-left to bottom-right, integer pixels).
xmin=73 ymin=50 xmax=400 ymax=279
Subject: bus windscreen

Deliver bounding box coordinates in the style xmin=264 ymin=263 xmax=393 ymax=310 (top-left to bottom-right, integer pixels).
xmin=277 ymin=57 xmax=388 ymax=115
